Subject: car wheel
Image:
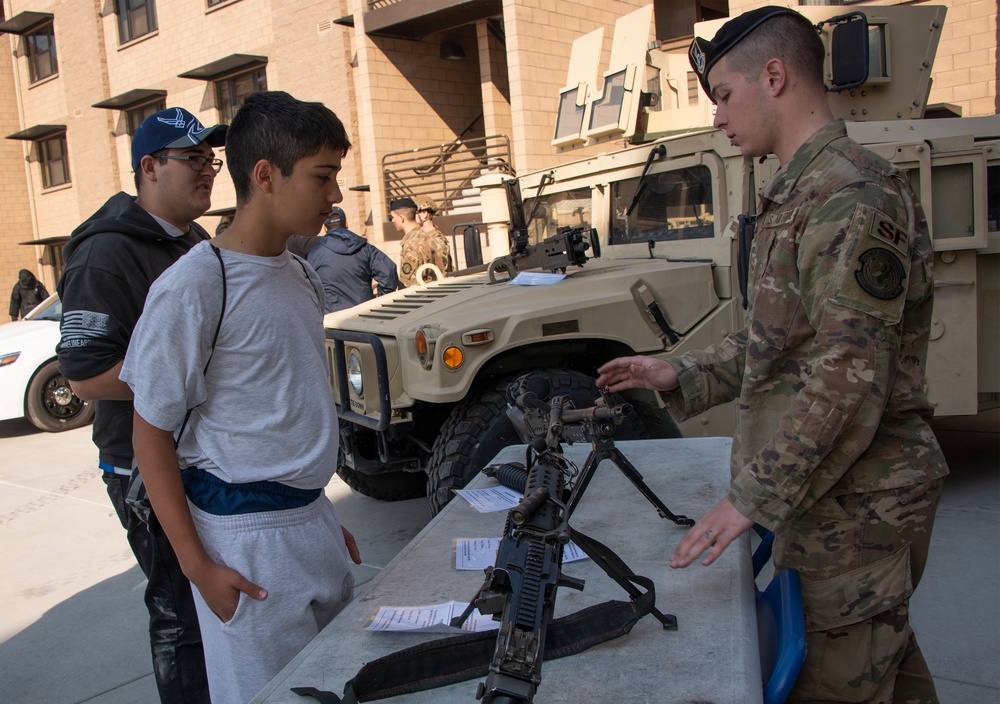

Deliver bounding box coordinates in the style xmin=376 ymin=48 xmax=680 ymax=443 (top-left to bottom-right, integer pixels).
xmin=426 ymin=368 xmax=648 ymax=516
xmin=25 ymin=359 xmax=95 ymax=432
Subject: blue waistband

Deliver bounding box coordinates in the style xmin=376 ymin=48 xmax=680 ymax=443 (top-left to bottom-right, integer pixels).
xmin=99 ymin=460 xmax=132 ymax=476
xmin=182 ymin=467 xmax=322 ymax=516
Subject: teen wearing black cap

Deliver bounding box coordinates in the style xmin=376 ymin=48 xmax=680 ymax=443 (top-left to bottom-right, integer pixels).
xmin=57 ymin=107 xmax=226 ymax=703
xmin=599 ymin=8 xmax=946 ymax=702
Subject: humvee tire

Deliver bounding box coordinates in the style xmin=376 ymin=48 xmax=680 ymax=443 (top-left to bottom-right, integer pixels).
xmin=426 ymin=368 xmax=648 ymax=515
xmin=335 ymin=466 xmax=428 ymax=502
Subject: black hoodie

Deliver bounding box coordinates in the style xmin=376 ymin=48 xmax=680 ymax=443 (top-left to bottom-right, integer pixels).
xmin=9 ymin=269 xmax=49 ymax=320
xmin=57 ymin=192 xmax=208 ymax=467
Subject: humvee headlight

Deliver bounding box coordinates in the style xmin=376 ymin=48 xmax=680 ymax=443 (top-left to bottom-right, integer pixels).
xmin=347 ymin=351 xmax=364 ymax=396
xmin=442 ymin=345 xmax=464 ymax=370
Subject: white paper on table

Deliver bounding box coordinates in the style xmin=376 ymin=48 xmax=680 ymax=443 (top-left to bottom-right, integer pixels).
xmin=455 ymin=537 xmax=589 ymax=570
xmin=453 ymin=485 xmax=521 ymax=513
xmin=506 ymin=271 xmax=566 ymax=286
xmin=365 ymin=600 xmax=499 ymax=633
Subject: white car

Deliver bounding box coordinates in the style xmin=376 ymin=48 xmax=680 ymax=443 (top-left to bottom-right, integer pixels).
xmin=0 ymin=294 xmax=95 ymax=432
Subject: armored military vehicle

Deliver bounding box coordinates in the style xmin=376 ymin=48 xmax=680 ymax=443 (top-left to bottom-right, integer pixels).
xmin=325 ymin=4 xmax=998 ymax=514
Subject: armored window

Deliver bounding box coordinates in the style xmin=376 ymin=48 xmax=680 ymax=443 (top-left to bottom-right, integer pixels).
xmin=39 ymin=134 xmax=70 ymax=189
xmin=126 ymin=100 xmax=166 ymax=137
xmin=522 ymin=188 xmax=592 ymax=246
xmin=215 ymin=67 xmax=267 ymax=124
xmin=117 ymin=0 xmax=157 ymax=44
xmin=610 ymin=166 xmax=714 ymax=245
xmin=25 ymin=22 xmax=57 ymax=84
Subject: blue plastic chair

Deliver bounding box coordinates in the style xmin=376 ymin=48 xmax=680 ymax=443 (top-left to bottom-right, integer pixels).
xmin=752 ymin=525 xmax=807 ymax=704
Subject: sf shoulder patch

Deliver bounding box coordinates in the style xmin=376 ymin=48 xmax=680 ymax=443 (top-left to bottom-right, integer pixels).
xmin=832 ymin=203 xmax=911 ymax=325
xmin=869 ymin=211 xmax=909 ymax=257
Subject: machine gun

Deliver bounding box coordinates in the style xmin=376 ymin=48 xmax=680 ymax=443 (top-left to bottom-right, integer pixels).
xmin=486 ymin=178 xmax=596 ymax=284
xmin=453 ymin=373 xmax=695 ymax=703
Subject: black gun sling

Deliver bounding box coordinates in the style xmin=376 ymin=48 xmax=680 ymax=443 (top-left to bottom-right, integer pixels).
xmin=290 ymin=529 xmax=659 ymax=704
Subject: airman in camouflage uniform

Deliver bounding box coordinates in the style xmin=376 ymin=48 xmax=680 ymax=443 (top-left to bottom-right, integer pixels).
xmin=398 ymin=227 xmax=451 ymax=287
xmin=598 ymin=8 xmax=947 ymax=703
xmin=390 ymin=196 xmax=451 ymax=287
xmin=416 ymin=196 xmax=453 ymax=274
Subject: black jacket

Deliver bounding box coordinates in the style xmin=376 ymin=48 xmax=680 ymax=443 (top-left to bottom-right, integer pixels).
xmin=9 ymin=269 xmax=49 ymax=320
xmin=57 ymin=192 xmax=208 ymax=467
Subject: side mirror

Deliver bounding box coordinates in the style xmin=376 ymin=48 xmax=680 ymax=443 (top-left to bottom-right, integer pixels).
xmin=820 ymin=12 xmax=870 ymax=92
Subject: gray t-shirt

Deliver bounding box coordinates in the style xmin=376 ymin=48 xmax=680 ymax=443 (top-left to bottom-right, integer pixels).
xmin=121 ymin=241 xmax=339 ymax=489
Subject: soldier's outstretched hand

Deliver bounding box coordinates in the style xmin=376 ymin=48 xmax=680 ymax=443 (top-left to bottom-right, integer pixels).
xmin=596 ymin=356 xmax=679 ymax=393
xmin=670 ymin=498 xmax=754 ymax=568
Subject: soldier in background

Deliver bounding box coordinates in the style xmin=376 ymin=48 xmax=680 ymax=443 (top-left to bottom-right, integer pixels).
xmin=598 ymin=7 xmax=947 ymax=703
xmin=415 ymin=196 xmax=452 ymax=274
xmin=392 ymin=196 xmax=449 ymax=287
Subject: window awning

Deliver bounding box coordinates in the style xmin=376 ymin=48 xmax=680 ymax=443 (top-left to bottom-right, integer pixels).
xmin=0 ymin=11 xmax=53 ymax=35
xmin=19 ymin=236 xmax=70 ymax=246
xmin=92 ymin=88 xmax=167 ymax=110
xmin=178 ymin=54 xmax=268 ymax=81
xmin=6 ymin=124 xmax=65 ymax=141
xmin=364 ymin=0 xmax=500 ymax=40
xmin=204 ymin=206 xmax=236 ymax=217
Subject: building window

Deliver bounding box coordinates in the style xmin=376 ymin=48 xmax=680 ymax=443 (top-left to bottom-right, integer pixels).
xmin=215 ymin=67 xmax=267 ymax=123
xmin=126 ymin=100 xmax=166 ymax=137
xmin=117 ymin=0 xmax=157 ymax=44
xmin=26 ymin=22 xmax=57 ymax=83
xmin=39 ymin=134 xmax=70 ymax=188
xmin=207 ymin=0 xmax=229 ymax=6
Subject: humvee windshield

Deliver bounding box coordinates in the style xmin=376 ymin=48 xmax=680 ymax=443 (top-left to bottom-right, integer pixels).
xmin=523 ymin=187 xmax=592 ymax=245
xmin=610 ymin=165 xmax=715 ymax=244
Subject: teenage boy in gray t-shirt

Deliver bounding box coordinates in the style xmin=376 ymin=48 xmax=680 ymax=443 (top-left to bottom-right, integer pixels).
xmin=121 ymin=91 xmax=362 ymax=704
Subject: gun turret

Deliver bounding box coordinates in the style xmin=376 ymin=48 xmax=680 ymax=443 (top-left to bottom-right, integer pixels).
xmin=485 ymin=178 xmax=594 ymax=284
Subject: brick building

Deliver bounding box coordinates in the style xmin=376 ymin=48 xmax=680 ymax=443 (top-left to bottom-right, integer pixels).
xmin=1 ymin=0 xmax=996 ymax=294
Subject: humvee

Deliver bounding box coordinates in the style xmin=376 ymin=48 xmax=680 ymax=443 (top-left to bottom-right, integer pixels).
xmin=325 ymin=4 xmax=999 ymax=514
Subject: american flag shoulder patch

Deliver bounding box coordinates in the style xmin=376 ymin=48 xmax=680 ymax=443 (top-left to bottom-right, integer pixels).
xmin=61 ymin=310 xmax=111 ymax=344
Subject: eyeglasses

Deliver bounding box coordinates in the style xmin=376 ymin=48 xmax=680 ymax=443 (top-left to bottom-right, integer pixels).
xmin=156 ymin=155 xmax=224 ymax=173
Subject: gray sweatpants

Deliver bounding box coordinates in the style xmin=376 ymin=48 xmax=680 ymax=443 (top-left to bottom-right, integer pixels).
xmin=188 ymin=497 xmax=355 ymax=703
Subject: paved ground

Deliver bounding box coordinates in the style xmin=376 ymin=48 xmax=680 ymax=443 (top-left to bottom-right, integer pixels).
xmin=0 ymin=414 xmax=996 ymax=703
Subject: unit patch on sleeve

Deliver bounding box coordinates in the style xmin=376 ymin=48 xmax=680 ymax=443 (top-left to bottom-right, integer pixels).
xmin=855 ymin=247 xmax=906 ymax=300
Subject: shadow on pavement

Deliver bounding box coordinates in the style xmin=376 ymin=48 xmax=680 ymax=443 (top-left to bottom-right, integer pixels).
xmin=0 ymin=566 xmax=157 ymax=704
xmin=0 ymin=417 xmax=44 ymax=439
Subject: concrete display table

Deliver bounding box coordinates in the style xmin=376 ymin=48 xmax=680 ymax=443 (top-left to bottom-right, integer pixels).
xmin=254 ymin=437 xmax=762 ymax=704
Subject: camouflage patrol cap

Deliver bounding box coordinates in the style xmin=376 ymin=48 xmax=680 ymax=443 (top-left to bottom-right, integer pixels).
xmin=688 ymin=6 xmax=799 ymax=101
xmin=416 ymin=196 xmax=438 ymax=213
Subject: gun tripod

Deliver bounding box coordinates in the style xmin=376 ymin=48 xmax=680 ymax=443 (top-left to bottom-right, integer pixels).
xmin=488 ymin=427 xmax=695 ymax=631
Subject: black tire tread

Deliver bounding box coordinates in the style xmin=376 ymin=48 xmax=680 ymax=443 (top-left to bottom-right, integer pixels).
xmin=335 ymin=465 xmax=428 ymax=502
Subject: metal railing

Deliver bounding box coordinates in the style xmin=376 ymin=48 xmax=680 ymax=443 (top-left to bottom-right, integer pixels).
xmin=381 ymin=133 xmax=514 ymax=215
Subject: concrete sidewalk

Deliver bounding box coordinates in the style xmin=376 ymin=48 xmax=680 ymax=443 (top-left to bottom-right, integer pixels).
xmin=0 ymin=415 xmax=996 ymax=703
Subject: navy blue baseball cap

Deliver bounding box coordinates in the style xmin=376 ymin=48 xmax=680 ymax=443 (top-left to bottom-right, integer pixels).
xmin=325 ymin=207 xmax=346 ymax=227
xmin=131 ymin=107 xmax=227 ymax=172
xmin=689 ymin=6 xmax=799 ymax=101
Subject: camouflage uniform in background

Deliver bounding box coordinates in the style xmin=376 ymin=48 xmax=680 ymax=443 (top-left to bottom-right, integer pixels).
xmin=665 ymin=120 xmax=948 ymax=703
xmin=399 ymin=227 xmax=452 ymax=287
